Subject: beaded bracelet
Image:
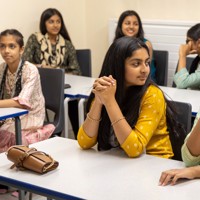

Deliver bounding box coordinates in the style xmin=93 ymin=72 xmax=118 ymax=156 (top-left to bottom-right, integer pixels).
xmin=111 ymin=117 xmax=125 ymax=126
xmin=87 ymin=113 xmax=102 ymax=122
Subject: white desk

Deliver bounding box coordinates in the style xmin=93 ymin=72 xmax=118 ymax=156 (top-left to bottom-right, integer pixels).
xmin=0 ymin=137 xmax=199 ymax=200
xmin=160 ymin=86 xmax=200 ymax=115
xmin=64 ymin=74 xmax=96 ymax=137
xmin=64 ymin=74 xmax=95 ymax=98
xmin=0 ymin=108 xmax=28 ymax=145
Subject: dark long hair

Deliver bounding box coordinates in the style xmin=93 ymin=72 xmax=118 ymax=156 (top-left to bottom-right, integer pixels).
xmin=86 ymin=36 xmax=186 ymax=159
xmin=187 ymin=23 xmax=200 ymax=74
xmin=39 ymin=8 xmax=71 ymax=41
xmin=87 ymin=37 xmax=151 ymax=150
xmin=113 ymin=10 xmax=144 ymax=42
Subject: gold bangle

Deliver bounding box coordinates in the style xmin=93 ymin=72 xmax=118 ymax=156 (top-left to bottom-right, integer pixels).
xmin=111 ymin=117 xmax=125 ymax=126
xmin=87 ymin=113 xmax=102 ymax=122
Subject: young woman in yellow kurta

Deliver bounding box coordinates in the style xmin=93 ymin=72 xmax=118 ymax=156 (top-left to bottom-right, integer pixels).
xmin=77 ymin=37 xmax=179 ymax=159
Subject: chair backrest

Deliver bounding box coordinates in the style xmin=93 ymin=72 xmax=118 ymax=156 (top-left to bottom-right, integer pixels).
xmin=169 ymin=100 xmax=192 ymax=161
xmin=172 ymin=56 xmax=194 ymax=87
xmin=38 ymin=68 xmax=65 ymax=136
xmin=186 ymin=57 xmax=195 ymax=70
xmin=174 ymin=101 xmax=192 ymax=133
xmin=76 ymin=49 xmax=92 ymax=77
xmin=153 ymin=50 xmax=169 ymax=86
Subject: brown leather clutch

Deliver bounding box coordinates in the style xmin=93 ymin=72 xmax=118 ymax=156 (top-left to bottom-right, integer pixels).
xmin=6 ymin=145 xmax=59 ymax=174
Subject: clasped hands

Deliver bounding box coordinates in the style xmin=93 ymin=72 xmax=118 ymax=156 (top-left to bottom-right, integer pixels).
xmin=92 ymin=75 xmax=116 ymax=105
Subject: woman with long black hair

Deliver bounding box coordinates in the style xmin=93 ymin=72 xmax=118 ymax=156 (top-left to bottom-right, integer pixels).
xmin=77 ymin=36 xmax=183 ymax=159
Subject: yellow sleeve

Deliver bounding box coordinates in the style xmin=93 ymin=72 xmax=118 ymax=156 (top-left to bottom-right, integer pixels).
xmin=121 ymin=85 xmax=166 ymax=157
xmin=77 ymin=125 xmax=97 ymax=149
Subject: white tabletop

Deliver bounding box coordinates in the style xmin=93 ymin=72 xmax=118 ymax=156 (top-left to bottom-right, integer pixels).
xmin=64 ymin=74 xmax=96 ymax=98
xmin=0 ymin=137 xmax=199 ymax=200
xmin=63 ymin=74 xmax=96 ymax=136
xmin=64 ymin=75 xmax=200 ymax=114
xmin=0 ymin=107 xmax=28 ymax=120
xmin=160 ymin=86 xmax=200 ymax=114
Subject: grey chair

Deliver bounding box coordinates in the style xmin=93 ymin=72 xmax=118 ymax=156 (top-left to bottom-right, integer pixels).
xmin=38 ymin=68 xmax=65 ymax=137
xmin=168 ymin=100 xmax=192 ymax=161
xmin=76 ymin=49 xmax=92 ymax=77
xmin=174 ymin=101 xmax=192 ymax=133
xmin=153 ymin=50 xmax=169 ymax=86
xmin=172 ymin=56 xmax=194 ymax=87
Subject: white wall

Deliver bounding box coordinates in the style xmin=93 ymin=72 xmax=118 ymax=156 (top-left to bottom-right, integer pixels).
xmin=108 ymin=19 xmax=198 ymax=86
xmin=85 ymin=0 xmax=200 ymax=77
xmin=1 ymin=0 xmax=200 ymax=79
xmin=0 ymin=0 xmax=87 ymax=62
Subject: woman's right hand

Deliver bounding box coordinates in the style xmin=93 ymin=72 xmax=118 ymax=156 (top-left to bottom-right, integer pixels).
xmin=179 ymin=42 xmax=197 ymax=57
xmin=92 ymin=75 xmax=116 ymax=106
xmin=159 ymin=166 xmax=200 ymax=186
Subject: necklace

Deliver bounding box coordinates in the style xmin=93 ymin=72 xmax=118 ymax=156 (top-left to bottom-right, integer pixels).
xmin=5 ymin=70 xmax=16 ymax=97
xmin=0 ymin=59 xmax=24 ymax=99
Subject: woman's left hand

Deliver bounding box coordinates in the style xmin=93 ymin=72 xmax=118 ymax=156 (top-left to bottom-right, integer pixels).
xmin=92 ymin=75 xmax=116 ymax=106
xmin=159 ymin=167 xmax=199 ymax=186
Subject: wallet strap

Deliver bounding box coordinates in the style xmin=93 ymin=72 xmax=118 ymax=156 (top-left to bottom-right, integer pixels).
xmin=12 ymin=149 xmax=55 ymax=172
xmin=10 ymin=147 xmax=37 ymax=169
xmin=42 ymin=155 xmax=56 ymax=172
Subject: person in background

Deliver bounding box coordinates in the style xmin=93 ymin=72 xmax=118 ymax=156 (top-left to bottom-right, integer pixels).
xmin=0 ymin=29 xmax=55 ymax=193
xmin=159 ymin=111 xmax=200 ymax=186
xmin=174 ymin=23 xmax=200 ymax=89
xmin=77 ymin=36 xmax=183 ymax=159
xmin=113 ymin=10 xmax=156 ymax=82
xmin=22 ymin=8 xmax=80 ymax=73
xmin=22 ymin=8 xmax=81 ymax=138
